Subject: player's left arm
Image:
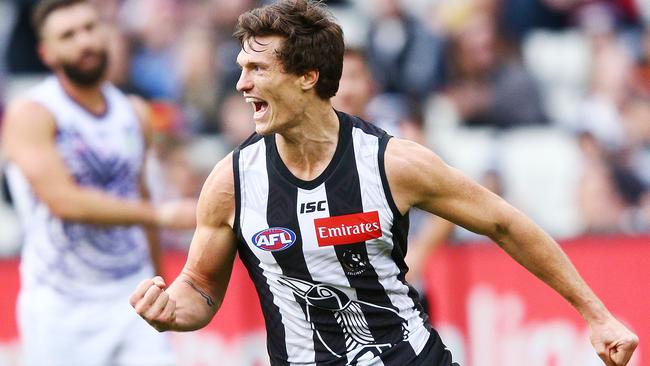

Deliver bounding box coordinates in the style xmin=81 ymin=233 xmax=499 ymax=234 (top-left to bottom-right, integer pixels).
xmin=385 ymin=137 xmax=638 ymax=366
xmin=130 ymin=95 xmax=163 ymax=276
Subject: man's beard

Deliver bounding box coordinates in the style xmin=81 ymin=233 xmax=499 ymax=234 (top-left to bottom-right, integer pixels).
xmin=60 ymin=51 xmax=108 ymax=87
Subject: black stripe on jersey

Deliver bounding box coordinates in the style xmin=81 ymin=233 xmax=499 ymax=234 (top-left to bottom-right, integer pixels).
xmin=237 ymin=243 xmax=291 ymax=366
xmin=233 ymin=149 xmax=242 ymax=236
xmin=265 ymin=138 xmax=347 ymax=365
xmin=233 ymin=143 xmax=290 ymax=366
xmin=325 ymin=115 xmax=417 ymax=364
xmin=390 ymin=212 xmax=432 ymax=331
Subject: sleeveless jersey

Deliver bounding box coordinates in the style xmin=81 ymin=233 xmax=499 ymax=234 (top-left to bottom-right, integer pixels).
xmin=234 ymin=111 xmax=450 ymax=365
xmin=6 ymin=76 xmax=150 ymax=300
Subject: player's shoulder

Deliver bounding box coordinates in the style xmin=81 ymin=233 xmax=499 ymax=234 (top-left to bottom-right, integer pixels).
xmin=196 ymin=152 xmax=236 ymax=226
xmin=385 ymin=137 xmax=434 ymax=163
xmin=3 ymin=97 xmax=55 ymax=129
xmin=385 ymin=137 xmax=447 ymax=183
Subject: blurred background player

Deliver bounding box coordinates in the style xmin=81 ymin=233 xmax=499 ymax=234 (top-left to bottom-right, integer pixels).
xmin=1 ymin=0 xmax=195 ymax=365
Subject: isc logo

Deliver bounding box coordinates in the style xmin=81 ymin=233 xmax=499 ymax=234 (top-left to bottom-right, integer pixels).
xmin=300 ymin=200 xmax=327 ymax=214
xmin=252 ymin=227 xmax=296 ymax=252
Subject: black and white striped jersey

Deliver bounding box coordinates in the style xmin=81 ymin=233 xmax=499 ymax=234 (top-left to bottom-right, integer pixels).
xmin=233 ymin=111 xmax=451 ymax=365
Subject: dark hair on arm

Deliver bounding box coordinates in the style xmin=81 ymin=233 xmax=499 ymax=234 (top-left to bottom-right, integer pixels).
xmin=32 ymin=0 xmax=88 ymax=38
xmin=233 ymin=0 xmax=345 ymax=100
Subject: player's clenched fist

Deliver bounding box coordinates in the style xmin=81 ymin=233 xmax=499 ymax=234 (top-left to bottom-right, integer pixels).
xmin=130 ymin=276 xmax=177 ymax=332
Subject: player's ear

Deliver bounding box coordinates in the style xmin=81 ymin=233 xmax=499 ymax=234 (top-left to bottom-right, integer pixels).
xmin=299 ymin=70 xmax=319 ymax=92
xmin=37 ymin=43 xmax=54 ymax=68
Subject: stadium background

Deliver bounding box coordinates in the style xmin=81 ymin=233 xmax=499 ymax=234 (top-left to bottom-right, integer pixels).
xmin=0 ymin=0 xmax=649 ymax=365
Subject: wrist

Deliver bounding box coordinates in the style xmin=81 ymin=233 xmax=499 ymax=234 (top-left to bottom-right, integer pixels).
xmin=153 ymin=203 xmax=174 ymax=228
xmin=577 ymin=298 xmax=612 ymax=325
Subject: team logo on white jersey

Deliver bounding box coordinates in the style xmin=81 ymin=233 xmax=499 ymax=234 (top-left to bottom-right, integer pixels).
xmin=252 ymin=227 xmax=297 ymax=252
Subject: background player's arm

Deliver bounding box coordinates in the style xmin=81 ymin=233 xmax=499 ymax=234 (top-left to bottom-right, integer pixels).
xmin=130 ymin=154 xmax=238 ymax=332
xmin=405 ymin=215 xmax=455 ymax=283
xmin=385 ymin=137 xmax=638 ymax=366
xmin=131 ymin=96 xmax=163 ymax=275
xmin=1 ymin=98 xmax=192 ymax=229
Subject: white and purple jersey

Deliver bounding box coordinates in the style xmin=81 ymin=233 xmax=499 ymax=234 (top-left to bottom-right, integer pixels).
xmin=6 ymin=76 xmax=151 ymax=300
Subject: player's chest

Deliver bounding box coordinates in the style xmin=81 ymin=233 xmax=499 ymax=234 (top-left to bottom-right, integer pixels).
xmin=240 ymin=197 xmax=393 ymax=260
xmin=55 ymin=120 xmax=144 ymax=184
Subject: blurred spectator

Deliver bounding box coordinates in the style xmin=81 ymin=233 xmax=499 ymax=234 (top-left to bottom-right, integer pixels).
xmin=574 ymin=31 xmax=632 ymax=151
xmin=218 ymin=92 xmax=255 ymax=150
xmin=177 ymin=26 xmax=220 ymax=133
xmin=365 ymin=0 xmax=446 ymax=98
xmin=331 ymin=49 xmax=376 ymax=120
xmin=5 ymin=0 xmax=47 ymax=74
xmin=121 ymin=0 xmax=183 ymax=100
xmin=500 ymin=0 xmax=574 ymax=41
xmin=210 ymin=0 xmax=259 ymax=98
xmin=104 ymin=25 xmax=143 ymax=95
xmin=577 ymin=131 xmax=628 ymax=233
xmin=621 ymin=95 xmax=650 ymax=186
xmin=332 ymin=48 xmax=424 ymax=141
xmin=631 ymin=26 xmax=650 ymax=97
xmin=443 ymin=9 xmax=548 ymax=129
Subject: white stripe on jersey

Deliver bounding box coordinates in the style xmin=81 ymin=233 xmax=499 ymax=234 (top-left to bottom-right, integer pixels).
xmin=296 ymin=185 xmax=356 ymax=297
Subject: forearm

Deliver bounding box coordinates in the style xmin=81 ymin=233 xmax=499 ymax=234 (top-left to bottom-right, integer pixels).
xmin=165 ymin=271 xmax=220 ymax=332
xmin=49 ymin=186 xmax=158 ymax=227
xmin=145 ymin=228 xmax=163 ymax=276
xmin=140 ymin=178 xmax=163 ymax=275
xmin=490 ymin=212 xmax=611 ymax=324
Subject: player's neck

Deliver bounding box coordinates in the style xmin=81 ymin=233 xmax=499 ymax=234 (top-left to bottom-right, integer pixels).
xmin=56 ymin=74 xmax=107 ymax=116
xmin=275 ymin=105 xmax=339 ymax=181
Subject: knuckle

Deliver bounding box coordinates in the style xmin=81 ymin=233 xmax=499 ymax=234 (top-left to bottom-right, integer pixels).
xmin=148 ymin=285 xmax=162 ymax=296
xmin=134 ymin=302 xmax=148 ymax=315
xmin=144 ymin=307 xmax=161 ymax=320
xmin=154 ymin=313 xmax=169 ymax=324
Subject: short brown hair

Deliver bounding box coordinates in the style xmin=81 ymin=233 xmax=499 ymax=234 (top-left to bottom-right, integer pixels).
xmin=234 ymin=0 xmax=344 ymax=100
xmin=32 ymin=0 xmax=88 ymax=38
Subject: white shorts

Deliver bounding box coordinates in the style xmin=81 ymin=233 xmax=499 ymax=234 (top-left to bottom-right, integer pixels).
xmin=17 ymin=281 xmax=176 ymax=366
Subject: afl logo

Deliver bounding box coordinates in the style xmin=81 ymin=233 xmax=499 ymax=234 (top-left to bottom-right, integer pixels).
xmin=252 ymin=227 xmax=297 ymax=252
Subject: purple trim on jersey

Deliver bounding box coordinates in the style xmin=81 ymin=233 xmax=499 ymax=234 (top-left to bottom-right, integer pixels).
xmin=60 ymin=82 xmax=110 ymax=119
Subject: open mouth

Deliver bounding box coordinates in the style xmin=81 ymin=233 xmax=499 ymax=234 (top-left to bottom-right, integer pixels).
xmin=246 ymin=97 xmax=269 ymax=118
xmin=253 ymin=101 xmax=268 ymax=113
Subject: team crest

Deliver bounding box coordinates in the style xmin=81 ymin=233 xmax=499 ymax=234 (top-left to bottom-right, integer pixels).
xmin=252 ymin=227 xmax=296 ymax=252
xmin=278 ymin=276 xmax=409 ymax=363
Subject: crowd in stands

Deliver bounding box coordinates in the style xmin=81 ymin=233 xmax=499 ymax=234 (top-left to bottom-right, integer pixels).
xmin=1 ymin=0 xmax=649 ymax=256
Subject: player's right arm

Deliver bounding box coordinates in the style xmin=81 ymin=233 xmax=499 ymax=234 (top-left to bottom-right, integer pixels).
xmin=130 ymin=154 xmax=238 ymax=331
xmin=1 ymin=99 xmax=192 ymax=228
